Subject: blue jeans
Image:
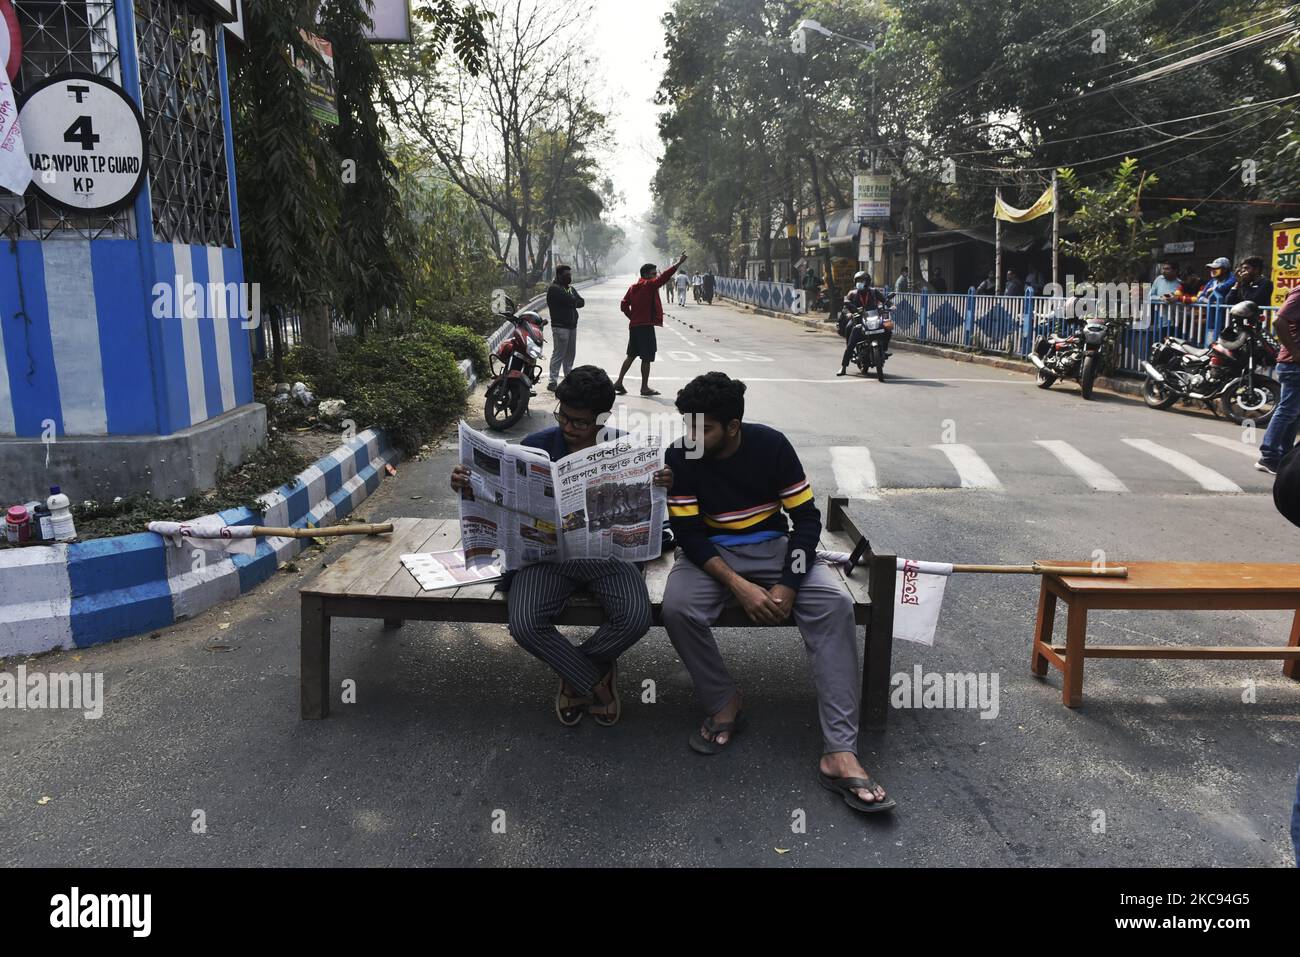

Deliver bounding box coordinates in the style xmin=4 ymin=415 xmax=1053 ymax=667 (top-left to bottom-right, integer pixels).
xmin=1260 ymin=362 xmax=1300 ymax=465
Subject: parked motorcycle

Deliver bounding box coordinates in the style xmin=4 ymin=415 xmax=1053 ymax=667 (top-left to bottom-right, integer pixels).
xmin=1141 ymin=300 xmax=1280 ymax=425
xmin=1028 ymin=301 xmax=1118 ymax=400
xmin=484 ymin=306 xmax=548 ymax=431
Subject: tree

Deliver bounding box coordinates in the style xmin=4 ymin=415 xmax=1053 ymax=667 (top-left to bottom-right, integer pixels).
xmin=231 ymin=0 xmax=488 ymax=362
xmin=1058 ymin=158 xmax=1194 ymax=283
xmin=384 ymin=0 xmax=610 ymax=294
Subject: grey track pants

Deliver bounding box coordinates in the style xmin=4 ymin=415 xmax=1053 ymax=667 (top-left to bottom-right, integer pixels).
xmin=507 ymin=559 xmax=651 ymax=694
xmin=660 ymin=537 xmax=861 ymax=753
xmin=548 ymin=327 xmax=577 ymax=384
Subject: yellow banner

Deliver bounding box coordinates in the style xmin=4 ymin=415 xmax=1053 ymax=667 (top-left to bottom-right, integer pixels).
xmin=1272 ymin=221 xmax=1300 ymax=309
xmin=994 ymin=186 xmax=1055 ymax=223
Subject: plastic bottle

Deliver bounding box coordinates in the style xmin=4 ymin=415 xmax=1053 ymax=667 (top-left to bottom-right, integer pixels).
xmin=46 ymin=486 xmax=76 ymax=542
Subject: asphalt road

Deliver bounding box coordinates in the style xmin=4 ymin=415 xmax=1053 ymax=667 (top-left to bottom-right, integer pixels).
xmin=2 ymin=276 xmax=1297 ymax=867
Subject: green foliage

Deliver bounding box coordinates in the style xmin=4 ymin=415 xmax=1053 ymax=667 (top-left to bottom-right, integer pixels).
xmin=415 ymin=291 xmax=506 ymax=336
xmin=1058 ymin=159 xmax=1195 ymax=283
xmin=418 ymin=322 xmax=491 ymax=377
xmin=289 ymin=336 xmax=467 ymax=455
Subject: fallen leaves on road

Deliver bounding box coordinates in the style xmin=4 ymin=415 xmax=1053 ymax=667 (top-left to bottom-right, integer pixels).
xmin=37 ymin=796 xmax=51 ymax=805
xmin=774 ymin=848 xmax=790 ymax=855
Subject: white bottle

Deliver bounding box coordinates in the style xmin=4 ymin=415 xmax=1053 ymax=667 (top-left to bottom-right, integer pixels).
xmin=47 ymin=486 xmax=76 ymax=542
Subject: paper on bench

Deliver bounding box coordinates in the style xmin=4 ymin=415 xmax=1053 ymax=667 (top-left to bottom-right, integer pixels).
xmin=401 ymin=548 xmax=503 ymax=592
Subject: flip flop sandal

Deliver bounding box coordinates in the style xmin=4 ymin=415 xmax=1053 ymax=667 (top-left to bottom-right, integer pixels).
xmin=818 ymin=771 xmax=897 ymax=813
xmin=590 ymin=662 xmax=621 ymax=727
xmin=640 ymin=388 xmax=661 ymax=396
xmin=614 ymin=383 xmax=628 ymax=395
xmin=688 ymin=711 xmax=747 ymax=755
xmin=555 ymin=680 xmax=592 ymax=727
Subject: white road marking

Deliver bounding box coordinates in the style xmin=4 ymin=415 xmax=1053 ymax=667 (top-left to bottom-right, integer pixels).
xmin=931 ymin=443 xmax=1003 ymax=489
xmin=1122 ymin=438 xmax=1243 ymax=492
xmin=666 ymin=325 xmax=695 ymax=345
xmin=830 ymin=447 xmax=879 ymax=500
xmin=1033 ymin=440 xmax=1129 ymax=492
xmin=1192 ymin=432 xmax=1260 ymax=458
xmin=643 ymin=376 xmax=1024 ymax=383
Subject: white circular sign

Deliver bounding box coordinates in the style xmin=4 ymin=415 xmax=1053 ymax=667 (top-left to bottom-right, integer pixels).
xmin=19 ymin=73 xmax=147 ymax=214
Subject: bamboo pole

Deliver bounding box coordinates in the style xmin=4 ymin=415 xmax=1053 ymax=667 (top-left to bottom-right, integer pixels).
xmin=249 ymin=523 xmax=394 ymax=539
xmin=949 ymin=562 xmax=1127 ymax=577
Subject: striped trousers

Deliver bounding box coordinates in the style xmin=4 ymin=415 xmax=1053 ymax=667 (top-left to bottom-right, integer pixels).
xmin=506 ymin=559 xmax=652 ymax=694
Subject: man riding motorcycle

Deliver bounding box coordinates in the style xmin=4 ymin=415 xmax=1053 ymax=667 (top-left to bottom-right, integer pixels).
xmin=837 ymin=271 xmax=891 ymax=376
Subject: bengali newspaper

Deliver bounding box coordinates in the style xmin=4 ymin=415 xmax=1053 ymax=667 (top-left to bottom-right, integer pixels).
xmin=457 ymin=422 xmax=666 ymax=570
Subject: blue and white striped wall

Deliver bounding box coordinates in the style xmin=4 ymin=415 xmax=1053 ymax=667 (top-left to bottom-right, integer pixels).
xmin=0 ymin=428 xmax=396 ymax=659
xmin=0 ymin=5 xmax=252 ymax=440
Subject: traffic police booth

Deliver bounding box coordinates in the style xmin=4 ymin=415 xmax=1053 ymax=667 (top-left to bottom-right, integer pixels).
xmin=0 ymin=0 xmax=258 ymax=502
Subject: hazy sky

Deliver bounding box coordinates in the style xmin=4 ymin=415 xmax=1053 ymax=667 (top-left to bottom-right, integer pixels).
xmin=586 ymin=0 xmax=673 ymax=224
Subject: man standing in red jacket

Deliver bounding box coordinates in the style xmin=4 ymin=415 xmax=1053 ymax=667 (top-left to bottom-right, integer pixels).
xmin=614 ymin=252 xmax=687 ymax=396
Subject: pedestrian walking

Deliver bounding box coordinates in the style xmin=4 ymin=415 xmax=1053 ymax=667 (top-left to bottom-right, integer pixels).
xmin=1256 ymin=283 xmax=1300 ymax=474
xmin=615 ymin=253 xmax=687 ymax=397
xmin=545 ymin=264 xmax=584 ymax=391
xmin=675 ymin=267 xmax=690 ymax=307
xmin=703 ymin=269 xmax=715 ymax=304
xmin=894 ymin=267 xmax=911 ymax=294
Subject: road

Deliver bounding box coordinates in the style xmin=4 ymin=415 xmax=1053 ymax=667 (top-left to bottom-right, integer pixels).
xmin=2 ymin=276 xmax=1296 ymax=868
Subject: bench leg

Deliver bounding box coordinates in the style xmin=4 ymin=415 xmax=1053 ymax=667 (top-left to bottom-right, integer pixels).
xmin=301 ymin=594 xmax=331 ymax=719
xmin=1285 ymin=610 xmax=1300 ymax=682
xmin=862 ymin=552 xmax=897 ymax=733
xmin=1062 ymin=601 xmax=1087 ymax=709
xmin=383 ymin=618 xmax=405 ymax=631
xmin=1031 ymin=581 xmax=1056 ymax=678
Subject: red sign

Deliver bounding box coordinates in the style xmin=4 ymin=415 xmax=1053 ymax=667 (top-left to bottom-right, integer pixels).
xmin=0 ymin=0 xmax=21 ymax=83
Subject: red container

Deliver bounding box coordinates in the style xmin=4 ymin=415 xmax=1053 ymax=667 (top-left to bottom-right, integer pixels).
xmin=5 ymin=505 xmax=31 ymax=544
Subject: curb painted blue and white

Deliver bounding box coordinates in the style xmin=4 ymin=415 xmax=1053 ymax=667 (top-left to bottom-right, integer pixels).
xmin=0 ymin=429 xmax=397 ymax=658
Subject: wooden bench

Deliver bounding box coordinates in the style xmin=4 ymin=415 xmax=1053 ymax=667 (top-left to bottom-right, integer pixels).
xmin=299 ymin=498 xmax=899 ymax=728
xmin=1030 ymin=561 xmax=1300 ymax=707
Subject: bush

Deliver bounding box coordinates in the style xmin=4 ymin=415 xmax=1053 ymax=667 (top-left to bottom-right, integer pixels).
xmin=289 ymin=334 xmax=466 ymax=455
xmin=417 ymin=292 xmax=502 ymax=336
xmin=417 ymin=321 xmax=489 ymax=377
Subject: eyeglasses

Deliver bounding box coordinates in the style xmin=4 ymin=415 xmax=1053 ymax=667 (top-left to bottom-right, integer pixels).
xmin=554 ymin=407 xmax=595 ymax=431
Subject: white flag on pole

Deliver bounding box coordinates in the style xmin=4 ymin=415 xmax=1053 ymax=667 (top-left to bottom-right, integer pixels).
xmin=893 ymin=558 xmax=953 ymax=645
xmin=0 ymin=70 xmax=30 ymax=197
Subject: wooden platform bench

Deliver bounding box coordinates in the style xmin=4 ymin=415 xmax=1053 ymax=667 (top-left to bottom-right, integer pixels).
xmin=1030 ymin=561 xmax=1300 ymax=707
xmin=299 ymin=498 xmax=899 ymax=727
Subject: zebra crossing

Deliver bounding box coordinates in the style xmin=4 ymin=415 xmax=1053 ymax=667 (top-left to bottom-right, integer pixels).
xmin=822 ymin=431 xmax=1271 ymax=498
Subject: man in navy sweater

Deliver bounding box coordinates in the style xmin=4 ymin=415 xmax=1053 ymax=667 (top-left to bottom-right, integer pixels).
xmin=662 ymin=372 xmax=895 ymax=813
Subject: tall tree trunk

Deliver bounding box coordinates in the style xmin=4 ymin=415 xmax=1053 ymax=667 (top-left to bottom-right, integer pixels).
xmin=303 ymin=302 xmax=336 ymax=358
xmin=269 ymin=304 xmax=285 ymax=380
xmin=783 ymin=158 xmax=800 ymax=271
xmin=808 ymin=151 xmax=837 ymax=321
xmin=760 ymin=198 xmax=774 ymax=278
xmin=739 ymin=212 xmax=752 ymax=278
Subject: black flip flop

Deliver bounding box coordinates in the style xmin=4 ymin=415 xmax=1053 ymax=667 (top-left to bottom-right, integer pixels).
xmin=689 ymin=712 xmax=747 ymax=755
xmin=819 ymin=771 xmax=897 ymax=813
xmin=614 ymin=383 xmax=627 ymax=395
xmin=640 ymin=388 xmax=661 ymax=396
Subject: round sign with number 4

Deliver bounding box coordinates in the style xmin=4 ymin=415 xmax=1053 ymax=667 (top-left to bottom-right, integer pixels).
xmin=18 ymin=72 xmax=147 ymax=214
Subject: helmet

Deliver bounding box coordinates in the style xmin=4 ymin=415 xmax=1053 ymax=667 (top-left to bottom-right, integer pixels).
xmin=853 ymin=271 xmax=869 ymax=284
xmin=517 ymin=309 xmax=546 ymax=327
xmin=1229 ymin=300 xmax=1259 ymax=322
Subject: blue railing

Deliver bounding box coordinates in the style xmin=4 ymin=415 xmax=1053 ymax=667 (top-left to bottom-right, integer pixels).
xmin=715 ymin=276 xmax=807 ymax=314
xmin=890 ymin=290 xmax=1280 ymax=379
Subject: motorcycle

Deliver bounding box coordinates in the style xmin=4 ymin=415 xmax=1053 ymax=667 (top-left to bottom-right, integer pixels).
xmin=692 ymin=279 xmax=703 ymax=303
xmin=1028 ymin=302 xmax=1118 ymax=400
xmin=1141 ymin=300 xmax=1280 ymax=425
xmin=484 ymin=305 xmax=548 ymax=431
xmin=841 ymin=291 xmax=894 ymax=381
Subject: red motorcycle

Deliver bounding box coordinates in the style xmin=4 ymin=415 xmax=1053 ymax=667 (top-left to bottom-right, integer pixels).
xmin=485 ymin=308 xmax=547 ymax=430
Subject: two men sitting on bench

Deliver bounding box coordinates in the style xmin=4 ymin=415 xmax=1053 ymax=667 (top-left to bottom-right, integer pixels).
xmin=450 ymin=367 xmax=894 ymax=813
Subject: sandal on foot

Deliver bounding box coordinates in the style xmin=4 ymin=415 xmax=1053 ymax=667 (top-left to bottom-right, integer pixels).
xmin=818 ymin=771 xmax=897 ymax=813
xmin=589 ymin=662 xmax=621 ymax=727
xmin=614 ymin=383 xmax=627 ymax=395
xmin=555 ymin=680 xmax=592 ymax=727
xmin=640 ymin=388 xmax=660 ymax=396
xmin=689 ymin=712 xmax=747 ymax=755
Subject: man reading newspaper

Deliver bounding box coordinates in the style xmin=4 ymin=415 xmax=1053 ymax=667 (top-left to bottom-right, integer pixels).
xmin=450 ymin=366 xmax=673 ymax=727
